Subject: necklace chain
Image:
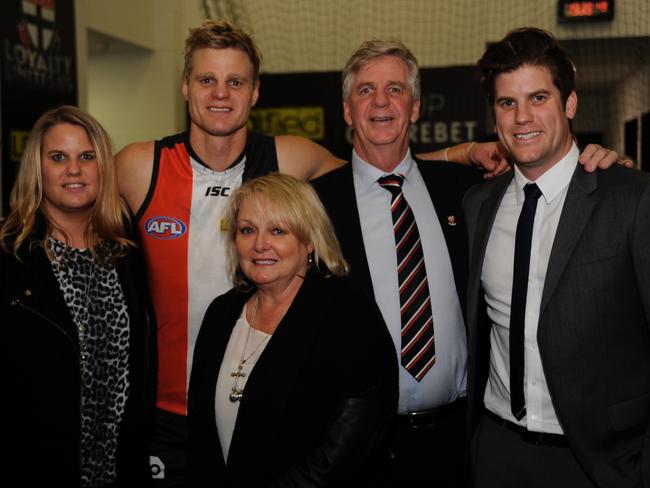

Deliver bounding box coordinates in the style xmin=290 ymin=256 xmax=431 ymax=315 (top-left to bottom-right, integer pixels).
xmin=229 ymin=293 xmax=270 ymax=402
xmin=50 ymin=237 xmax=96 ymax=363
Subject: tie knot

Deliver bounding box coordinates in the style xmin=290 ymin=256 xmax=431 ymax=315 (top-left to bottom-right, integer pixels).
xmin=378 ymin=174 xmax=405 ymax=195
xmin=524 ymin=183 xmax=542 ymax=202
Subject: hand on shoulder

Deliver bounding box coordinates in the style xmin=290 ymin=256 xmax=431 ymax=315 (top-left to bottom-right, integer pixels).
xmin=577 ymin=143 xmax=634 ymax=172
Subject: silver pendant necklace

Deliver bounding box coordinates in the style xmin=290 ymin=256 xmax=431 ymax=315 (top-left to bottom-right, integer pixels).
xmin=229 ymin=293 xmax=270 ymax=402
xmin=76 ymin=251 xmax=96 ymax=364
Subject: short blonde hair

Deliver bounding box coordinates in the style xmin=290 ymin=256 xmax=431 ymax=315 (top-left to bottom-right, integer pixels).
xmin=0 ymin=106 xmax=132 ymax=262
xmin=183 ymin=20 xmax=262 ymax=82
xmin=225 ymin=173 xmax=349 ymax=289
xmin=342 ymin=39 xmax=420 ymax=100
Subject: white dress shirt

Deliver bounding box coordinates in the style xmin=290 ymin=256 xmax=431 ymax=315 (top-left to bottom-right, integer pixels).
xmin=352 ymin=149 xmax=467 ymax=414
xmin=481 ymin=143 xmax=579 ymax=433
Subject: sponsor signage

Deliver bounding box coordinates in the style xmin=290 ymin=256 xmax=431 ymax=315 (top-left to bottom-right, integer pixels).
xmin=250 ymin=66 xmax=486 ymax=160
xmin=250 ymin=106 xmax=325 ymax=140
xmin=1 ymin=0 xmax=78 ymax=214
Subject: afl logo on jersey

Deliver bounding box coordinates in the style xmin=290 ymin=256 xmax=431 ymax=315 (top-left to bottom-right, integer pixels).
xmin=145 ymin=216 xmax=187 ymax=240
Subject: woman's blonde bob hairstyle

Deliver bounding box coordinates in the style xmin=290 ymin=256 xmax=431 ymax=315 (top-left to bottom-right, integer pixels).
xmin=0 ymin=105 xmax=133 ymax=262
xmin=226 ymin=173 xmax=349 ymax=289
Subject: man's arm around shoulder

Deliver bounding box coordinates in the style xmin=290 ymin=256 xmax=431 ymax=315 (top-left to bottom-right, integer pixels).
xmin=275 ymin=135 xmax=346 ymax=181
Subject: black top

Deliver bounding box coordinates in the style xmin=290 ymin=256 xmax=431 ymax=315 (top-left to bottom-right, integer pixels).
xmin=1 ymin=232 xmax=155 ymax=487
xmin=188 ymin=273 xmax=398 ymax=487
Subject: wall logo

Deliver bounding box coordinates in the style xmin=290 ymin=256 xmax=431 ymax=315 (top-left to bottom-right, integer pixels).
xmin=145 ymin=216 xmax=187 ymax=240
xmin=249 ymin=106 xmax=324 ymax=140
xmin=18 ymin=0 xmax=55 ymax=50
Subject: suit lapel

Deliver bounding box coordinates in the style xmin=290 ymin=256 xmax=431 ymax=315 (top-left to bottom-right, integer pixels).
xmin=539 ymin=166 xmax=598 ymax=317
xmin=417 ymin=161 xmax=472 ymax=305
xmin=315 ymin=164 xmax=374 ymax=297
xmin=468 ymin=174 xmax=513 ymax=313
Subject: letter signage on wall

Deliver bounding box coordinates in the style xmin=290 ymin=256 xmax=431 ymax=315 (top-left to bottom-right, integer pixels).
xmin=250 ymin=66 xmax=486 ymax=160
xmin=1 ymin=0 xmax=78 ymax=214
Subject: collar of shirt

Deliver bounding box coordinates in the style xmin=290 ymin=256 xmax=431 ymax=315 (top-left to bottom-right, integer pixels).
xmin=351 ymin=148 xmax=415 ymax=194
xmin=513 ymin=143 xmax=579 ymax=206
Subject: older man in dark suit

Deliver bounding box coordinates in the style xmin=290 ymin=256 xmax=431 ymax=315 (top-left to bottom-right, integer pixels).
xmin=464 ymin=27 xmax=650 ymax=488
xmin=311 ymin=39 xmax=482 ymax=487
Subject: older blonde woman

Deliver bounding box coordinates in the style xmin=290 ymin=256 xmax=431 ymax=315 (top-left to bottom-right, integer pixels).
xmin=1 ymin=106 xmax=152 ymax=487
xmin=188 ymin=173 xmax=397 ymax=487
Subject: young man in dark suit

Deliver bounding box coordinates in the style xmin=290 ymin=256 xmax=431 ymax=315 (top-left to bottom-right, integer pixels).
xmin=464 ymin=27 xmax=650 ymax=488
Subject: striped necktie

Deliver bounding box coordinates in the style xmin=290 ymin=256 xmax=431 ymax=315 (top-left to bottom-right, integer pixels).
xmin=378 ymin=174 xmax=435 ymax=381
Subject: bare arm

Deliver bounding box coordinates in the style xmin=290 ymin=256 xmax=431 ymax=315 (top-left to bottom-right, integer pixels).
xmin=275 ymin=135 xmax=345 ymax=181
xmin=416 ymin=141 xmax=510 ymax=178
xmin=418 ymin=141 xmax=632 ymax=178
xmin=115 ymin=141 xmax=155 ymax=215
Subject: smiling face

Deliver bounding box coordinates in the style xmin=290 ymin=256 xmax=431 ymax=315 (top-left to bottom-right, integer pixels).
xmin=182 ymin=47 xmax=259 ymax=140
xmin=234 ymin=196 xmax=312 ymax=294
xmin=494 ymin=64 xmax=577 ymax=180
xmin=41 ymin=123 xmax=100 ymax=223
xmin=343 ymin=55 xmax=420 ymax=169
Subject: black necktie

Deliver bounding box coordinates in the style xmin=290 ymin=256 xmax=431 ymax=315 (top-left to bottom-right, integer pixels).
xmin=378 ymin=174 xmax=435 ymax=381
xmin=510 ymin=182 xmax=543 ymax=420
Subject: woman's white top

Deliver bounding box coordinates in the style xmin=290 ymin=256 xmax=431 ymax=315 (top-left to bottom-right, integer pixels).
xmin=215 ymin=302 xmax=272 ymax=462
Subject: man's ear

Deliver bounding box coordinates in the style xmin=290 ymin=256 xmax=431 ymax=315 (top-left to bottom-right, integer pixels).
xmin=182 ymin=79 xmax=189 ymax=101
xmin=565 ymin=91 xmax=578 ymax=120
xmin=251 ymin=81 xmax=260 ymax=107
xmin=410 ymin=98 xmax=421 ymax=124
xmin=343 ymin=100 xmax=353 ymax=127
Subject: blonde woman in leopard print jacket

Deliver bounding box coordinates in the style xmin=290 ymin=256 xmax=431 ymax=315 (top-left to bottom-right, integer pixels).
xmin=0 ymin=106 xmax=154 ymax=487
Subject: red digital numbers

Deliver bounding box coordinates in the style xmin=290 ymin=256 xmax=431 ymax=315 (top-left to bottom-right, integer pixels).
xmin=565 ymin=1 xmax=611 ymax=17
xmin=595 ymin=1 xmax=610 ymax=13
xmin=560 ymin=0 xmax=613 ymax=21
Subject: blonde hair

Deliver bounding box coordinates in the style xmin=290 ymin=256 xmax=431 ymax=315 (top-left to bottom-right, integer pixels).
xmin=183 ymin=20 xmax=262 ymax=82
xmin=0 ymin=105 xmax=133 ymax=262
xmin=342 ymin=39 xmax=420 ymax=100
xmin=225 ymin=173 xmax=349 ymax=289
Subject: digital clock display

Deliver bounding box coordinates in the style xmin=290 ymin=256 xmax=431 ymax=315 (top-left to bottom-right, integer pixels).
xmin=558 ymin=0 xmax=614 ymax=22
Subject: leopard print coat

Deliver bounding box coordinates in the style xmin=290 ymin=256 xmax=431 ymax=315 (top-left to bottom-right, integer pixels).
xmin=2 ymin=234 xmax=154 ymax=487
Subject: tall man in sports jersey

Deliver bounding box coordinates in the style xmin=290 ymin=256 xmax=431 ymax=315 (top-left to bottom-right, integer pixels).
xmin=115 ymin=21 xmax=624 ymax=486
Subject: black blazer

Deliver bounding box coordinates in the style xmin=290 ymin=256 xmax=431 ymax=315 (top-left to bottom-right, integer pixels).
xmin=1 ymin=236 xmax=154 ymax=487
xmin=311 ymin=158 xmax=482 ymax=314
xmin=188 ymin=274 xmax=398 ymax=487
xmin=463 ymin=165 xmax=650 ymax=487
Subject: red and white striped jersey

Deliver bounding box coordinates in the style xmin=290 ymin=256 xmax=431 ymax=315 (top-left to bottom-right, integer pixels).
xmin=136 ymin=132 xmax=278 ymax=415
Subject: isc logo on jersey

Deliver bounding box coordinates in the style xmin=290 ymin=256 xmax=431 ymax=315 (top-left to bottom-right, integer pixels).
xmin=145 ymin=216 xmax=187 ymax=240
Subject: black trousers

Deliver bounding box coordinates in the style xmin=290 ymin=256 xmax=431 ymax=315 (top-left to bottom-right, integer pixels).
xmin=149 ymin=408 xmax=189 ymax=488
xmin=471 ymin=411 xmax=596 ymax=488
xmin=389 ymin=398 xmax=467 ymax=487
